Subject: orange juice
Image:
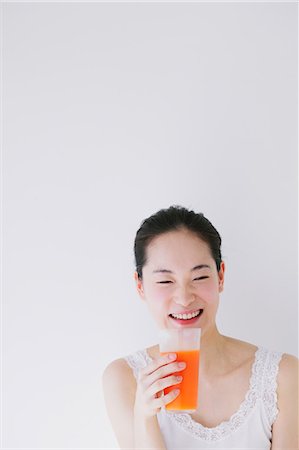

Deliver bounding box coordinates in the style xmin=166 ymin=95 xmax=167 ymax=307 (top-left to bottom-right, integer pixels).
xmin=161 ymin=349 xmax=200 ymax=411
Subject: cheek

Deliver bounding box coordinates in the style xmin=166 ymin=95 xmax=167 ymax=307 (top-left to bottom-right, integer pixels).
xmin=147 ymin=283 xmax=171 ymax=300
xmin=153 ymin=288 xmax=170 ymax=302
xmin=144 ymin=284 xmax=170 ymax=308
xmin=196 ymin=281 xmax=219 ymax=303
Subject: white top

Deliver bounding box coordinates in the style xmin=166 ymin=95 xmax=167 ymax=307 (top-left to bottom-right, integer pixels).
xmin=124 ymin=346 xmax=284 ymax=449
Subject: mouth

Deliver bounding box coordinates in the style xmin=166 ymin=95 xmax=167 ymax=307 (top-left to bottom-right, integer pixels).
xmin=168 ymin=309 xmax=204 ymax=324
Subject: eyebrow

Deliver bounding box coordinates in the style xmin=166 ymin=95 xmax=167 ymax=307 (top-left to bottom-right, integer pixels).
xmin=152 ymin=264 xmax=211 ymax=274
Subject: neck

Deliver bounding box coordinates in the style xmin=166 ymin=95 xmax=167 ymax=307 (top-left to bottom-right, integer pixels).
xmin=199 ymin=324 xmax=228 ymax=376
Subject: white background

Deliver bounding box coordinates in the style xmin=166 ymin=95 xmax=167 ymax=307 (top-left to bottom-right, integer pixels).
xmin=2 ymin=2 xmax=298 ymax=448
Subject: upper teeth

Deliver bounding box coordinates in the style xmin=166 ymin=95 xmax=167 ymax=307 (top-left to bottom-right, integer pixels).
xmin=171 ymin=310 xmax=202 ymax=320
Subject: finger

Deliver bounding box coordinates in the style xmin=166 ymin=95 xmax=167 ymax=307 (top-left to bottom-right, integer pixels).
xmin=139 ymin=353 xmax=177 ymax=379
xmin=153 ymin=387 xmax=181 ymax=409
xmin=143 ymin=360 xmax=187 ymax=391
xmin=148 ymin=374 xmax=183 ymax=399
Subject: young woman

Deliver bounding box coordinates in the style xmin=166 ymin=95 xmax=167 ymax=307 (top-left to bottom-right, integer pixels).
xmin=102 ymin=205 xmax=298 ymax=449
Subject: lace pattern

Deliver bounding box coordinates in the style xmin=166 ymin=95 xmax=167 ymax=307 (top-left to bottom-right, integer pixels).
xmin=262 ymin=350 xmax=284 ymax=427
xmin=124 ymin=350 xmax=149 ymax=379
xmin=124 ymin=346 xmax=283 ymax=442
xmin=162 ymin=347 xmax=266 ymax=442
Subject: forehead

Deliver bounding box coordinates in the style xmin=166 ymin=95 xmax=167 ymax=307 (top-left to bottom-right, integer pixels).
xmin=145 ymin=229 xmax=213 ymax=267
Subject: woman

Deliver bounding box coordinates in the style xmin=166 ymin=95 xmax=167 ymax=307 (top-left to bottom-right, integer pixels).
xmin=102 ymin=205 xmax=298 ymax=449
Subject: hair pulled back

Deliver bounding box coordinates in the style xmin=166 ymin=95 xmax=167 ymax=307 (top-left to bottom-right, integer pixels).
xmin=134 ymin=205 xmax=222 ymax=279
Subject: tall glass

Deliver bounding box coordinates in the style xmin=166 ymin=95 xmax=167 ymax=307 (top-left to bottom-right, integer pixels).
xmin=159 ymin=328 xmax=201 ymax=412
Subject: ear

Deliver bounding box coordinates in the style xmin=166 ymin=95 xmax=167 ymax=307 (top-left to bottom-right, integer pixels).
xmin=134 ymin=271 xmax=146 ymax=300
xmin=218 ymin=261 xmax=225 ymax=293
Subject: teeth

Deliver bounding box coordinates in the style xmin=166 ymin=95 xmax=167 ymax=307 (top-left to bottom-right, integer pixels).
xmin=171 ymin=310 xmax=202 ymax=320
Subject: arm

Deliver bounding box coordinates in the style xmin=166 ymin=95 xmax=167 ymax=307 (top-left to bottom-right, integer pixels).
xmin=102 ymin=358 xmax=135 ymax=448
xmin=102 ymin=358 xmax=167 ymax=449
xmin=134 ymin=413 xmax=167 ymax=450
xmin=271 ymin=354 xmax=299 ymax=450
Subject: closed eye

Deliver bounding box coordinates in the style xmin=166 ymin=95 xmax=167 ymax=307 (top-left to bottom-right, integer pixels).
xmin=193 ymin=276 xmax=209 ymax=281
xmin=157 ymin=277 xmax=209 ymax=284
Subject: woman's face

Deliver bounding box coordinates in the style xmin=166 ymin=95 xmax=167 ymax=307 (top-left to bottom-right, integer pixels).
xmin=135 ymin=228 xmax=225 ymax=331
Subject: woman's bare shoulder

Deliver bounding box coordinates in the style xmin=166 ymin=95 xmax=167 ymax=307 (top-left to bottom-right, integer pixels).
xmin=102 ymin=357 xmax=137 ymax=396
xmin=277 ymin=352 xmax=298 ymax=383
xmin=279 ymin=352 xmax=298 ymax=365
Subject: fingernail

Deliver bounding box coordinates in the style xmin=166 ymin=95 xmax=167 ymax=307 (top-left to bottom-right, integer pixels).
xmin=168 ymin=353 xmax=177 ymax=360
xmin=178 ymin=362 xmax=186 ymax=368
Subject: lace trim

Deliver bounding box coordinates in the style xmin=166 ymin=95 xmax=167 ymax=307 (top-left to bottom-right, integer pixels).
xmin=124 ymin=350 xmax=149 ymax=379
xmin=124 ymin=346 xmax=283 ymax=442
xmin=262 ymin=350 xmax=284 ymax=427
xmin=161 ymin=347 xmax=267 ymax=442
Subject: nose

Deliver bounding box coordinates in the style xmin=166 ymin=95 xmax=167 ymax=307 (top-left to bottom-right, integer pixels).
xmin=173 ymin=285 xmax=195 ymax=307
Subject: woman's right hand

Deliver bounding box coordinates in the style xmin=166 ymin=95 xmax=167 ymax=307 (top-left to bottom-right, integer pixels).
xmin=134 ymin=353 xmax=186 ymax=419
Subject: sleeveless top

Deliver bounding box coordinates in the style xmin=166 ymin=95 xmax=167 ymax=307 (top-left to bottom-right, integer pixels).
xmin=124 ymin=346 xmax=284 ymax=449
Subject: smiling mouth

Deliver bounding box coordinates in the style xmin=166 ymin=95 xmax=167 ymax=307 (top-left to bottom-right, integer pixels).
xmin=169 ymin=309 xmax=204 ymax=321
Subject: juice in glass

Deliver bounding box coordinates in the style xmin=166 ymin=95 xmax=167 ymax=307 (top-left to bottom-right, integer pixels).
xmin=159 ymin=328 xmax=201 ymax=413
xmin=161 ymin=348 xmax=200 ymax=411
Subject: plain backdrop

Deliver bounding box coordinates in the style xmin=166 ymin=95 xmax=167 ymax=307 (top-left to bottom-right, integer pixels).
xmin=2 ymin=2 xmax=298 ymax=449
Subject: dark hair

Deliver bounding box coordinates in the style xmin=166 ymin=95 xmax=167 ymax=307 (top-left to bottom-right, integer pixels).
xmin=134 ymin=205 xmax=222 ymax=279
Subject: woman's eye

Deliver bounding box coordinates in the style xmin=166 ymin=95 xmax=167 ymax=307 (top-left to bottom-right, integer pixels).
xmin=157 ymin=281 xmax=172 ymax=284
xmin=193 ymin=276 xmax=209 ymax=281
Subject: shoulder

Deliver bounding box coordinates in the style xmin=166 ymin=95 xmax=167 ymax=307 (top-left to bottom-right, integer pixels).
xmin=278 ymin=352 xmax=298 ymax=368
xmin=275 ymin=352 xmax=298 ymax=407
xmin=102 ymin=356 xmax=137 ymax=398
xmin=102 ymin=356 xmax=133 ymax=377
xmin=271 ymin=353 xmax=298 ymax=448
xmin=102 ymin=357 xmax=137 ymax=448
xmin=277 ymin=352 xmax=298 ymax=390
